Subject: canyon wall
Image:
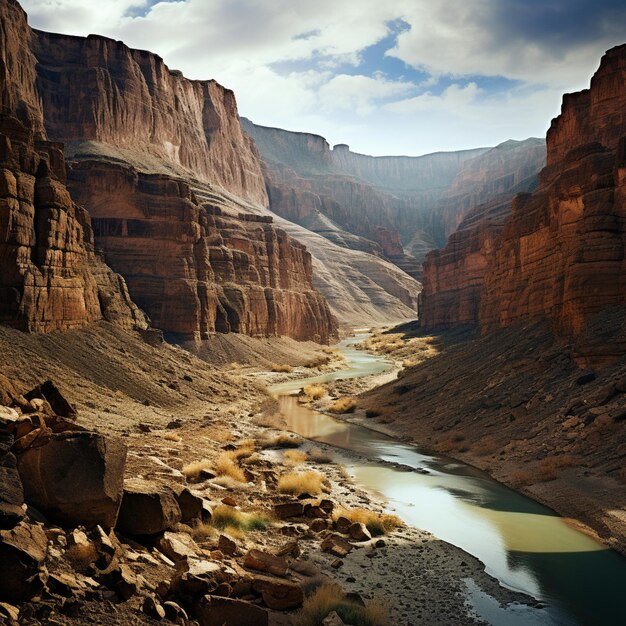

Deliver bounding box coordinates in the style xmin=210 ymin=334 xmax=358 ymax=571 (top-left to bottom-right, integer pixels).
xmin=0 ymin=0 xmax=337 ymax=343
xmin=421 ymin=44 xmax=626 ymax=357
xmin=0 ymin=0 xmax=145 ymax=333
xmin=68 ymin=161 xmax=336 ymax=343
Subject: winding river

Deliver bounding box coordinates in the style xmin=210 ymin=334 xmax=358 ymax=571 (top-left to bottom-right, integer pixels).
xmin=270 ymin=334 xmax=626 ymax=626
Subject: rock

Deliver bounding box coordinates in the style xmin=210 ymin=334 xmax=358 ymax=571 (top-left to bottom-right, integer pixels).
xmin=24 ymin=382 xmax=76 ymax=419
xmin=323 ymin=611 xmax=345 ymax=626
xmin=221 ymin=496 xmax=237 ymax=507
xmin=331 ymin=559 xmax=343 ymax=569
xmin=201 ymin=501 xmax=213 ymax=522
xmin=143 ymin=596 xmax=166 ymax=620
xmin=273 ymin=501 xmax=304 ymax=520
xmin=251 ymin=574 xmax=303 ymax=610
xmin=348 ymin=522 xmax=372 ymax=542
xmin=0 ymin=602 xmax=19 ymax=624
xmin=163 ymin=600 xmax=188 ymax=624
xmin=17 ymin=431 xmax=127 ymax=528
xmin=218 ymin=534 xmax=237 ymax=557
xmin=195 ymin=595 xmax=268 ymax=626
xmin=46 ymin=572 xmax=84 ymax=598
xmin=275 ymin=540 xmax=301 ymax=558
xmin=116 ymin=479 xmax=181 ymax=536
xmin=0 ymin=429 xmax=24 ymax=529
xmin=0 ymin=406 xmax=19 ymax=425
xmin=309 ymin=519 xmax=328 ymax=533
xmin=576 ymin=372 xmax=597 ymax=386
xmin=334 ymin=516 xmax=352 ymax=534
xmin=0 ymin=522 xmax=48 ymax=602
xmin=244 ymin=550 xmax=288 ymax=577
xmin=157 ymin=531 xmax=200 ymax=562
xmin=321 ymin=534 xmax=353 ymax=558
xmin=98 ymin=564 xmax=138 ymax=601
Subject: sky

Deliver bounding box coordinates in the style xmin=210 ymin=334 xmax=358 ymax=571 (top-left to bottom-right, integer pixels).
xmin=21 ymin=0 xmax=626 ymax=156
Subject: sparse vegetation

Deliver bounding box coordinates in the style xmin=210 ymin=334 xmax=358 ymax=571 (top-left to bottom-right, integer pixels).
xmin=182 ymin=459 xmax=212 ymax=481
xmin=297 ymin=583 xmax=388 ymax=626
xmin=536 ymin=454 xmax=578 ymax=482
xmin=271 ymin=363 xmax=293 ymax=373
xmin=214 ymin=453 xmax=247 ymax=483
xmin=260 ymin=433 xmax=303 ymax=449
xmin=334 ymin=506 xmax=403 ymax=536
xmin=278 ymin=470 xmax=327 ymax=495
xmin=365 ymin=408 xmax=381 ymax=418
xmin=329 ymin=397 xmax=357 ymax=414
xmin=284 ymin=449 xmax=308 ymax=466
xmin=303 ymin=383 xmax=326 ymax=400
xmin=210 ymin=505 xmax=270 ymax=533
xmin=65 ymin=543 xmax=98 ymax=571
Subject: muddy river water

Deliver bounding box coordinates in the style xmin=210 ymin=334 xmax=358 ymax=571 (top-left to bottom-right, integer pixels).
xmin=270 ymin=334 xmax=626 ymax=625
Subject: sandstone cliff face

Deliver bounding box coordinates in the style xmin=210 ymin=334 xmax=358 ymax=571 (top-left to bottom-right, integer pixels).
xmin=419 ymin=139 xmax=546 ymax=328
xmin=0 ymin=0 xmax=145 ymax=333
xmin=0 ymin=114 xmax=146 ymax=332
xmin=33 ymin=31 xmax=267 ymax=207
xmin=68 ymin=161 xmax=336 ymax=343
xmin=421 ymin=45 xmax=626 ymax=358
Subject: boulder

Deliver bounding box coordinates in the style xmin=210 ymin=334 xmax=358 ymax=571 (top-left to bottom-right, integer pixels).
xmin=273 ymin=501 xmax=304 ymax=520
xmin=321 ymin=534 xmax=353 ymax=558
xmin=157 ymin=531 xmax=200 ymax=562
xmin=173 ymin=486 xmax=203 ymax=524
xmin=24 ymin=381 xmax=76 ymax=418
xmin=348 ymin=522 xmax=372 ymax=542
xmin=251 ymin=574 xmax=303 ymax=610
xmin=116 ymin=479 xmax=181 ymax=536
xmin=17 ymin=431 xmax=126 ymax=528
xmin=334 ymin=516 xmax=352 ymax=534
xmin=0 ymin=429 xmax=24 ymax=529
xmin=244 ymin=550 xmax=288 ymax=577
xmin=218 ymin=534 xmax=237 ymax=556
xmin=196 ymin=595 xmax=268 ymax=626
xmin=0 ymin=522 xmax=48 ymax=602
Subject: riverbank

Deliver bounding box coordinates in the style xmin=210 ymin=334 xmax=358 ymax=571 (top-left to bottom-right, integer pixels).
xmin=0 ymin=323 xmax=534 ymax=626
xmin=349 ymin=322 xmax=626 ymax=558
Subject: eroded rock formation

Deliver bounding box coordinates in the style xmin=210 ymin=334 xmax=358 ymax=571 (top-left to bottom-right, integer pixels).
xmin=420 ymin=45 xmax=626 ymax=359
xmin=69 ymin=161 xmax=336 ymax=343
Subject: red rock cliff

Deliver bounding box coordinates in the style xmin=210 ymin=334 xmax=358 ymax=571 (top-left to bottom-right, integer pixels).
xmin=0 ymin=0 xmax=145 ymax=332
xmin=32 ymin=30 xmax=267 ymax=207
xmin=421 ymin=45 xmax=626 ymax=354
xmin=68 ymin=161 xmax=337 ymax=343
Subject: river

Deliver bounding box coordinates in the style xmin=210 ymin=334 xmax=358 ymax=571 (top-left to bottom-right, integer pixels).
xmin=269 ymin=334 xmax=626 ymax=626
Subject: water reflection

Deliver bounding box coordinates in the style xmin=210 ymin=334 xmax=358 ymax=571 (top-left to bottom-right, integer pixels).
xmin=269 ymin=336 xmax=626 ymax=625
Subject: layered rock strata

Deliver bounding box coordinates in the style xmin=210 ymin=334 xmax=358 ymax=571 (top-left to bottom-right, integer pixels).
xmin=421 ymin=44 xmax=626 ymax=348
xmin=68 ymin=161 xmax=336 ymax=343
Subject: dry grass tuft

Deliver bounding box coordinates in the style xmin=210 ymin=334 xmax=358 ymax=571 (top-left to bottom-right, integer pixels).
xmin=304 ymin=355 xmax=331 ymax=369
xmin=303 ymin=384 xmax=326 ymax=400
xmin=297 ymin=583 xmax=388 ymax=626
xmin=334 ymin=506 xmax=403 ymax=536
xmin=260 ymin=433 xmax=303 ymax=449
xmin=511 ymin=469 xmax=534 ymax=487
xmin=278 ymin=470 xmax=327 ymax=496
xmin=271 ymin=363 xmax=293 ymax=373
xmin=329 ymin=397 xmax=357 ymax=414
xmin=182 ymin=459 xmax=212 ymax=481
xmin=190 ymin=521 xmax=217 ymax=542
xmin=160 ymin=431 xmax=182 ymax=442
xmin=284 ymin=449 xmax=308 ymax=466
xmin=474 ymin=435 xmax=500 ymax=457
xmin=536 ymin=454 xmax=578 ymax=482
xmin=210 ymin=505 xmax=270 ymax=533
xmin=214 ymin=453 xmax=247 ymax=483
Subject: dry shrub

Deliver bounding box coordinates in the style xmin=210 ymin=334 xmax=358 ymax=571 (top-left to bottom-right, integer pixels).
xmin=435 ymin=430 xmax=466 ymax=453
xmin=402 ymin=359 xmax=417 ymax=368
xmin=190 ymin=521 xmax=217 ymax=542
xmin=284 ymin=449 xmax=308 ymax=466
xmin=474 ymin=435 xmax=500 ymax=457
xmin=211 ymin=505 xmax=270 ymax=533
xmin=298 ymin=583 xmax=388 ymax=626
xmin=278 ymin=470 xmax=327 ymax=496
xmin=304 ymin=355 xmax=331 ymax=369
xmin=511 ymin=469 xmax=534 ymax=487
xmin=536 ymin=454 xmax=578 ymax=482
xmin=271 ymin=363 xmax=293 ymax=373
xmin=227 ymin=439 xmax=256 ymax=460
xmin=334 ymin=507 xmax=403 ymax=536
xmin=303 ymin=384 xmax=326 ymax=400
xmin=65 ymin=543 xmax=98 ymax=571
xmin=365 ymin=409 xmax=381 ymax=419
xmin=329 ymin=397 xmax=357 ymax=414
xmin=214 ymin=454 xmax=247 ymax=483
xmin=253 ymin=412 xmax=286 ymax=430
xmin=260 ymin=433 xmax=303 ymax=449
xmin=210 ymin=426 xmax=235 ymax=444
xmin=309 ymin=447 xmax=333 ymax=464
xmin=161 ymin=432 xmax=181 ymax=443
xmin=182 ymin=459 xmax=212 ymax=481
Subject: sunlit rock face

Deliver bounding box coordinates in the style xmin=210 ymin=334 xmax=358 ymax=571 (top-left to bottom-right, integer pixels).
xmin=421 ymin=44 xmax=626 ymax=359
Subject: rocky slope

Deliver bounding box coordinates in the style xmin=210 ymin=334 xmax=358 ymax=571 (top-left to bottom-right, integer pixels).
xmin=421 ymin=45 xmax=626 ymax=362
xmin=1 ymin=0 xmax=338 ymax=344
